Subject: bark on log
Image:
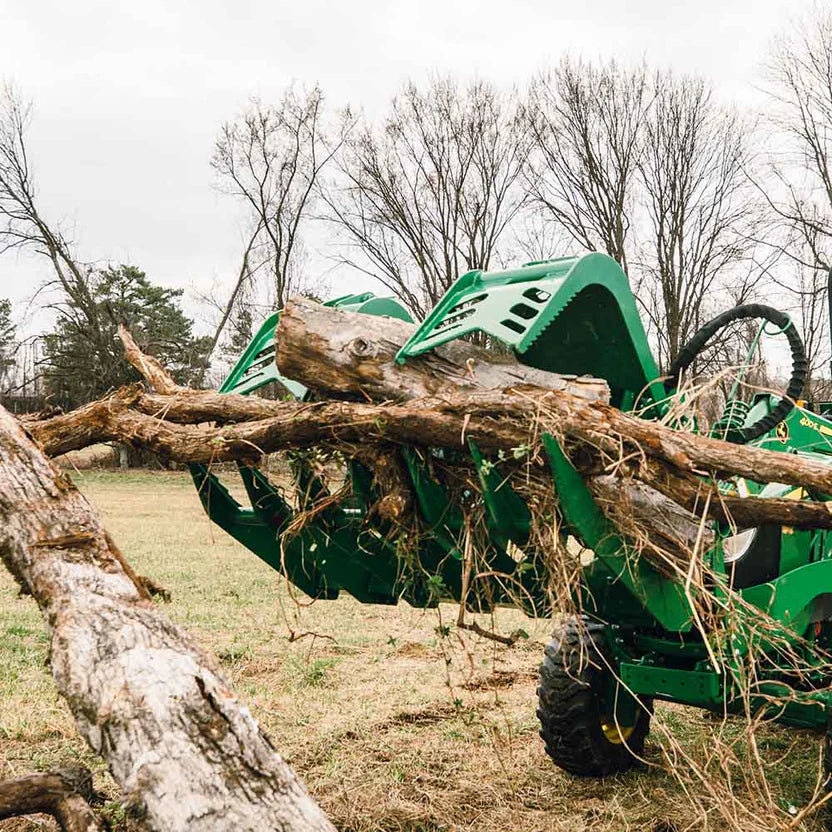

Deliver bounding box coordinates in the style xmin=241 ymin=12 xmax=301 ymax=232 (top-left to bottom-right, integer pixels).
xmin=276 ymin=296 xmax=611 ymax=403
xmin=16 ymin=308 xmax=832 ymax=534
xmin=273 ymin=299 xmax=832 ymax=495
xmin=0 ymin=767 xmax=102 ymax=832
xmin=590 ymin=475 xmax=715 ymax=553
xmin=0 ymin=404 xmax=335 ymax=832
xmin=119 ymin=324 xmax=182 ymax=395
xmin=21 ymin=397 xmax=832 ymax=535
xmin=272 ymin=300 xmax=832 ymax=530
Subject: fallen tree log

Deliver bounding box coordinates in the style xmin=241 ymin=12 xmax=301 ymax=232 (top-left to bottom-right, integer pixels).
xmin=275 ymin=297 xmax=611 ymax=403
xmin=0 ymin=404 xmax=335 ymax=832
xmin=74 ymin=317 xmax=832 ymax=520
xmin=23 ymin=381 xmax=832 ymax=532
xmin=19 ymin=309 xmax=832 ymax=535
xmin=0 ymin=767 xmax=103 ymax=832
xmin=274 ymin=298 xmax=832 ymax=530
xmin=274 ymin=298 xmax=832 ymax=495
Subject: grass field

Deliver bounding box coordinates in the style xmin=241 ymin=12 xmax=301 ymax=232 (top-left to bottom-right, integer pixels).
xmin=0 ymin=470 xmax=827 ymax=831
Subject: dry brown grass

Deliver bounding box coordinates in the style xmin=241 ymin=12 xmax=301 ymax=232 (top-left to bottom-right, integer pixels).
xmin=0 ymin=471 xmax=825 ymax=831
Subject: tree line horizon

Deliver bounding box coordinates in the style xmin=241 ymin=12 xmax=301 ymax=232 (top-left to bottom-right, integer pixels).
xmin=1 ymin=7 xmax=831 ymax=409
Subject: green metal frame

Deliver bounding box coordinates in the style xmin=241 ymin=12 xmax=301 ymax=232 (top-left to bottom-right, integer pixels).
xmin=191 ymin=253 xmax=832 ymax=733
xmin=541 ymin=435 xmax=694 ymax=633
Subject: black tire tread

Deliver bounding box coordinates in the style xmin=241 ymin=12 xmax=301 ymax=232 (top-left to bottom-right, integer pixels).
xmin=537 ymin=617 xmax=651 ymax=777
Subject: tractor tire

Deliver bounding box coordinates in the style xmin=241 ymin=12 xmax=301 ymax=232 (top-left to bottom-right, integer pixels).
xmin=537 ymin=616 xmax=652 ymax=776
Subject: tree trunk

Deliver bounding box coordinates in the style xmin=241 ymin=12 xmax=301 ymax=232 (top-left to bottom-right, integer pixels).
xmin=0 ymin=404 xmax=335 ymax=832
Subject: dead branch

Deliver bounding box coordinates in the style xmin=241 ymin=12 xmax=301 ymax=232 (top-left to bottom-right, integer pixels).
xmin=21 ymin=383 xmax=832 ymax=530
xmin=19 ymin=319 xmax=832 ymax=534
xmin=0 ymin=767 xmax=103 ymax=832
xmin=118 ymin=323 xmax=182 ymax=394
xmin=457 ymin=620 xmax=527 ymax=647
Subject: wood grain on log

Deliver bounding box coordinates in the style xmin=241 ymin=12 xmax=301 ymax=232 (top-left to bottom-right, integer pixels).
xmin=0 ymin=767 xmax=102 ymax=832
xmin=276 ymin=296 xmax=611 ymax=403
xmin=589 ymin=475 xmax=715 ymax=555
xmin=0 ymin=404 xmax=335 ymax=832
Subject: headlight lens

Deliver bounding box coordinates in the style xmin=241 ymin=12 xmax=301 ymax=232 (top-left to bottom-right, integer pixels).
xmin=722 ymin=528 xmax=756 ymax=563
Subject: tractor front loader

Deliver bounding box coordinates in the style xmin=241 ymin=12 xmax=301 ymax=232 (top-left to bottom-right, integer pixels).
xmin=191 ymin=253 xmax=832 ymax=777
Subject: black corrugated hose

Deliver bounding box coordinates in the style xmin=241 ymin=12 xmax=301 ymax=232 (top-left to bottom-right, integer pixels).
xmin=664 ymin=304 xmax=807 ymax=444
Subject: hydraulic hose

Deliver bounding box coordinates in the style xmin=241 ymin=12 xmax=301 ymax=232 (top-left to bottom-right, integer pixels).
xmin=665 ymin=304 xmax=807 ymax=444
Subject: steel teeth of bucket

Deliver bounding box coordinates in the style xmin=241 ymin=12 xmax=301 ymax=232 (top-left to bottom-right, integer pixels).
xmin=191 ymin=438 xmax=555 ymax=614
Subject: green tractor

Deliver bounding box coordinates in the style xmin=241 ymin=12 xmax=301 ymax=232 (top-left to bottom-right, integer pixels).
xmin=191 ymin=252 xmax=832 ymax=777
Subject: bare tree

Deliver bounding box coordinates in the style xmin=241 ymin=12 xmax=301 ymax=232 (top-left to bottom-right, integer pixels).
xmin=0 ymin=298 xmax=14 ymax=396
xmin=638 ymin=73 xmax=760 ymax=369
xmin=525 ymin=61 xmax=763 ymax=371
xmin=204 ymin=219 xmax=264 ymax=354
xmin=212 ymin=85 xmax=337 ymax=347
xmin=758 ymin=7 xmax=832 ymax=395
xmin=1 ymin=85 xmax=211 ymax=419
xmin=781 ymin=260 xmax=831 ymax=401
xmin=525 ymin=58 xmax=649 ymax=275
xmin=764 ymin=7 xmax=832 ymax=271
xmin=328 ymin=78 xmax=529 ymax=318
xmin=0 ymin=84 xmax=109 ymax=361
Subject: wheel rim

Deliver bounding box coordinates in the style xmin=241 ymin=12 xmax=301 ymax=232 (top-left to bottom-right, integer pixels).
xmin=599 ymin=676 xmax=640 ymax=745
xmin=600 ymin=715 xmax=637 ymax=745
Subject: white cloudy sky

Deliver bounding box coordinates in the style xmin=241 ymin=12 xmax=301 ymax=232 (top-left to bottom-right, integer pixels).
xmin=0 ymin=0 xmax=818 ymax=332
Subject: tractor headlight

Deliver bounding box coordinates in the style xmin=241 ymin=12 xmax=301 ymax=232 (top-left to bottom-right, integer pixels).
xmin=722 ymin=528 xmax=756 ymax=563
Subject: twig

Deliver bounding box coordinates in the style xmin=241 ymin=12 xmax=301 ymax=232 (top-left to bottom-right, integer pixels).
xmin=457 ymin=620 xmax=525 ymax=647
xmin=287 ymin=630 xmax=337 ymax=645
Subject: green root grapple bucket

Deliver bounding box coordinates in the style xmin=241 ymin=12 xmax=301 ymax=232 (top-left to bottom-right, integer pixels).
xmin=191 ymin=253 xmax=832 ymax=777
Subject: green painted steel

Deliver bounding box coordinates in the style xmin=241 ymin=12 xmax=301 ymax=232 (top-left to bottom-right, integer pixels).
xmin=541 ymin=433 xmax=695 ymax=632
xmin=218 ymin=311 xmax=303 ymax=398
xmin=468 ymin=439 xmax=531 ymax=547
xmin=620 ymin=662 xmax=723 ymax=708
xmin=756 ymin=397 xmax=832 ymax=458
xmin=740 ymin=559 xmax=832 ymax=641
xmin=189 ymin=463 xmax=334 ymax=600
xmin=192 ymin=253 xmax=832 ymax=735
xmin=395 ymin=253 xmax=666 ymax=407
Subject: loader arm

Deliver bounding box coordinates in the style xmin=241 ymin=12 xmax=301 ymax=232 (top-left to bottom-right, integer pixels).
xmin=191 ymin=249 xmax=832 ymax=773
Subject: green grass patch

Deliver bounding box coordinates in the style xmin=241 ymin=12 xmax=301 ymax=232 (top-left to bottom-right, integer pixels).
xmin=0 ymin=470 xmax=828 ymax=830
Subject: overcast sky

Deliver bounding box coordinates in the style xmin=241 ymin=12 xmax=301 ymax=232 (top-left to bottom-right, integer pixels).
xmin=0 ymin=0 xmax=818 ymax=333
